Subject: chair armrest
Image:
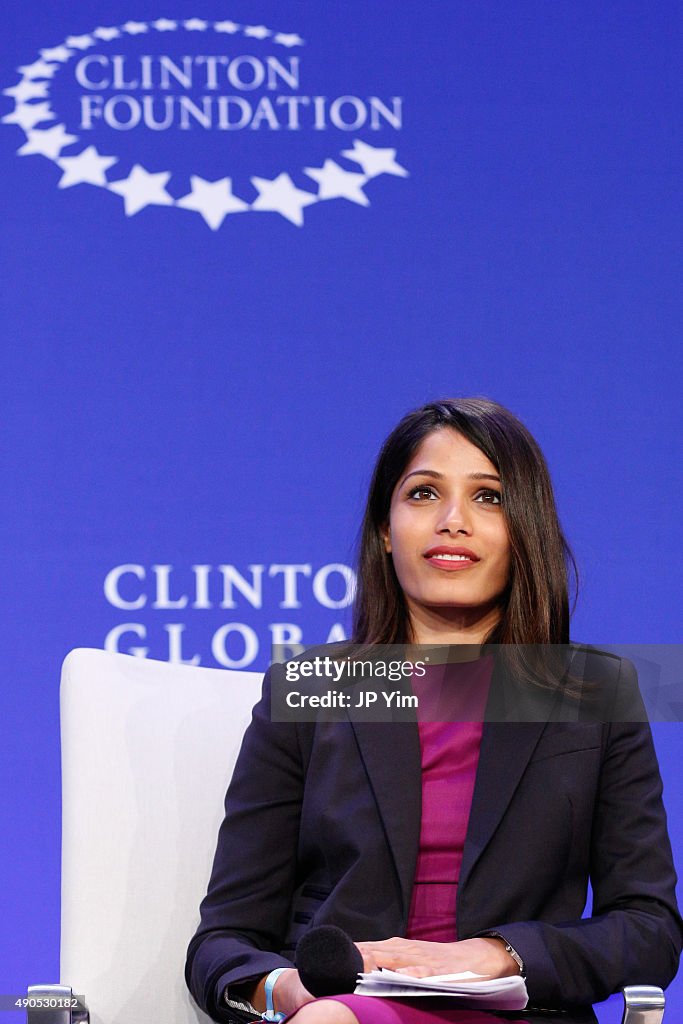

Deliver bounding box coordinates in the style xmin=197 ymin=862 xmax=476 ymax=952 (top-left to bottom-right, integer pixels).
xmin=621 ymin=985 xmax=665 ymax=1024
xmin=26 ymin=986 xmax=89 ymax=1024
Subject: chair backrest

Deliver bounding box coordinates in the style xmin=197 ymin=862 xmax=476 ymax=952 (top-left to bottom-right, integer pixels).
xmin=59 ymin=648 xmax=264 ymax=1024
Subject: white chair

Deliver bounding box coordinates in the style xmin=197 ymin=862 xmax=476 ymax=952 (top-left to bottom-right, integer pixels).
xmin=30 ymin=648 xmax=665 ymax=1024
xmin=43 ymin=648 xmax=263 ymax=1024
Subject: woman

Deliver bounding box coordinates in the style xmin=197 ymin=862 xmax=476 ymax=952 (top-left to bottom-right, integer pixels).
xmin=186 ymin=398 xmax=682 ymax=1024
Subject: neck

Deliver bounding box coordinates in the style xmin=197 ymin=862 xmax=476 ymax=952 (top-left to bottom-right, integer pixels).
xmin=406 ymin=601 xmax=502 ymax=648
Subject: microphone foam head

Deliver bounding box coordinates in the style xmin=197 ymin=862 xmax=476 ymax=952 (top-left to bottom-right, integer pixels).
xmin=296 ymin=924 xmax=364 ymax=997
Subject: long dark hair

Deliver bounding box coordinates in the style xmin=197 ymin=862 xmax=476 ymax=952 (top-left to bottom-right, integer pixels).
xmin=352 ymin=398 xmax=577 ymax=649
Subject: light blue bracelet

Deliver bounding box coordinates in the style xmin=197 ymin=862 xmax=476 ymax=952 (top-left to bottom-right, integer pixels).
xmin=262 ymin=967 xmax=287 ymax=1022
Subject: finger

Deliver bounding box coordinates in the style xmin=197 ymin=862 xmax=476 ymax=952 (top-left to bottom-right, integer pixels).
xmin=394 ymin=966 xmax=432 ymax=978
xmin=356 ymin=949 xmax=379 ymax=972
xmin=371 ymin=953 xmax=412 ymax=970
xmin=357 ymin=937 xmax=409 ymax=952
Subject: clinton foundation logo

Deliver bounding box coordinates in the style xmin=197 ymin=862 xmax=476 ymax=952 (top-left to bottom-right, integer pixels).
xmin=2 ymin=17 xmax=408 ymax=229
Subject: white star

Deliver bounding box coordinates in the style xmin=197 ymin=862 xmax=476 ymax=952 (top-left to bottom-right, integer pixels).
xmin=274 ymin=32 xmax=304 ymax=47
xmin=341 ymin=139 xmax=408 ymax=179
xmin=250 ymin=173 xmax=317 ymax=226
xmin=93 ymin=27 xmax=120 ymax=41
xmin=108 ymin=164 xmax=174 ymax=216
xmin=152 ymin=18 xmax=177 ymax=31
xmin=18 ymin=124 xmax=78 ymax=159
xmin=40 ymin=45 xmax=72 ymax=62
xmin=2 ymin=101 xmax=55 ymax=131
xmin=177 ymin=176 xmax=248 ymax=229
xmin=214 ymin=20 xmax=240 ymax=33
xmin=244 ymin=25 xmax=271 ymax=39
xmin=57 ymin=145 xmax=117 ymax=188
xmin=17 ymin=59 xmax=59 ymax=79
xmin=122 ymin=21 xmax=148 ymax=34
xmin=305 ymin=159 xmax=369 ymax=206
xmin=3 ymin=79 xmax=49 ymax=101
xmin=184 ymin=18 xmax=208 ymax=30
xmin=65 ymin=34 xmax=95 ymax=50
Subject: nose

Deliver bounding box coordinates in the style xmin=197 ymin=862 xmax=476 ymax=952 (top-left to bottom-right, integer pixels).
xmin=435 ymin=498 xmax=471 ymax=535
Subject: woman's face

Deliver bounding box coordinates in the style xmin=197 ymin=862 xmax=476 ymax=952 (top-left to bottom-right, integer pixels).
xmin=382 ymin=429 xmax=511 ymax=636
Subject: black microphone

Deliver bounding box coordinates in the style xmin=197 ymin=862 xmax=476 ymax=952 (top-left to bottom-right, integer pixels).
xmin=296 ymin=925 xmax=364 ymax=996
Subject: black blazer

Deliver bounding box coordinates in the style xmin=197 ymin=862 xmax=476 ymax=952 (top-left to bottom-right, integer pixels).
xmin=186 ymin=648 xmax=682 ymax=1021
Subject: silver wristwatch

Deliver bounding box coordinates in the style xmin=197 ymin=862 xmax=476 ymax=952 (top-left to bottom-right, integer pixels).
xmin=502 ymin=941 xmax=525 ymax=975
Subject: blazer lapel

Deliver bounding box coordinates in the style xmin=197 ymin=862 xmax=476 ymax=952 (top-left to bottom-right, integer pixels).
xmin=459 ymin=655 xmax=549 ymax=891
xmin=347 ymin=653 xmax=560 ymax=923
xmin=348 ymin=715 xmax=422 ymax=925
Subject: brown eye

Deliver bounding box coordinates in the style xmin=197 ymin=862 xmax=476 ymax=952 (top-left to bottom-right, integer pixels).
xmin=475 ymin=489 xmax=502 ymax=504
xmin=407 ymin=485 xmax=437 ymax=501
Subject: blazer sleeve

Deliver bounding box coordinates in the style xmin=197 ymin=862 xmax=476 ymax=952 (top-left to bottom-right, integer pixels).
xmin=479 ymin=659 xmax=683 ymax=1007
xmin=185 ymin=664 xmax=305 ymax=1021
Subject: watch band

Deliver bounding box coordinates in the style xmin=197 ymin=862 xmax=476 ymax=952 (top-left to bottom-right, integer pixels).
xmin=481 ymin=931 xmax=525 ymax=976
xmin=503 ymin=941 xmax=525 ymax=975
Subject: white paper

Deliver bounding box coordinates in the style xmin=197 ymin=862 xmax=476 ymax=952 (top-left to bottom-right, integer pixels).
xmin=354 ymin=968 xmax=529 ymax=1011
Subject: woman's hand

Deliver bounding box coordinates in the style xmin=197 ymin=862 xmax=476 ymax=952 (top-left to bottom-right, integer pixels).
xmin=355 ymin=936 xmax=519 ymax=979
xmin=246 ymin=968 xmax=315 ymax=1017
xmin=272 ymin=969 xmax=316 ymax=1016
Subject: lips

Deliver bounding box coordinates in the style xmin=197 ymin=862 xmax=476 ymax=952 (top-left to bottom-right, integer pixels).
xmin=423 ymin=546 xmax=480 ymax=570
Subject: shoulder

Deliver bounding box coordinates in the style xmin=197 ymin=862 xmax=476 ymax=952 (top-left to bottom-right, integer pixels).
xmin=567 ymin=642 xmax=624 ymax=678
xmin=566 ymin=643 xmax=645 ymax=722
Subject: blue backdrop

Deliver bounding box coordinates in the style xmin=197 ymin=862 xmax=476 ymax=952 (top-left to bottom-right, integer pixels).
xmin=1 ymin=3 xmax=681 ymax=1021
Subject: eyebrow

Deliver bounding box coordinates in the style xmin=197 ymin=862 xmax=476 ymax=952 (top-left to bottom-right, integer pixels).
xmin=399 ymin=469 xmax=501 ymax=488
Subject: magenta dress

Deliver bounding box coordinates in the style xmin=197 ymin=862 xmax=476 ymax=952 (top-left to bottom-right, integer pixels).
xmin=286 ymin=659 xmax=518 ymax=1024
